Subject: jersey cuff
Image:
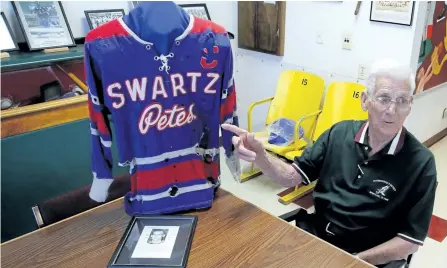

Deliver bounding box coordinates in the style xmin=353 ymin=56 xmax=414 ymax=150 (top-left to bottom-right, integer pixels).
xmin=397 ymin=233 xmax=424 ymax=246
xmin=89 ymin=174 xmax=113 ymax=202
xmin=291 ymin=163 xmax=311 ymax=185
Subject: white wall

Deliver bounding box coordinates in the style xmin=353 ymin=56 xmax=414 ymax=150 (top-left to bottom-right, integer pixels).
xmin=283 ymin=1 xmax=418 ymax=78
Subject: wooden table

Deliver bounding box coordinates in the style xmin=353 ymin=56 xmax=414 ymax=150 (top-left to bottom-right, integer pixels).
xmin=1 ymin=190 xmax=372 ymax=268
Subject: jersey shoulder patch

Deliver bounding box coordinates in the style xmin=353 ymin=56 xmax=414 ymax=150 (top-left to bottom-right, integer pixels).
xmin=190 ymin=17 xmax=227 ymax=35
xmin=85 ymin=19 xmax=129 ymax=43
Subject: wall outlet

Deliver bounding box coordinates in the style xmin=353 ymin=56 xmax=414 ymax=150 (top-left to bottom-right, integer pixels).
xmin=443 ymin=108 xmax=447 ymax=119
xmin=342 ymin=34 xmax=352 ymax=50
xmin=358 ymin=64 xmax=367 ymax=80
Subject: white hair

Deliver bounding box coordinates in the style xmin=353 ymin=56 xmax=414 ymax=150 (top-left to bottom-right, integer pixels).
xmin=366 ymin=59 xmax=415 ymax=95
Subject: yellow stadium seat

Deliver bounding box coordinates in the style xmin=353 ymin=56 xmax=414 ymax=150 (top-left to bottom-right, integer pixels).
xmin=240 ymin=70 xmax=325 ymax=182
xmin=279 ymin=82 xmax=368 ymax=204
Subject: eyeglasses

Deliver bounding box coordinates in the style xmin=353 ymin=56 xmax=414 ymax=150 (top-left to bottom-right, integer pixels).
xmin=369 ymin=94 xmax=412 ymax=113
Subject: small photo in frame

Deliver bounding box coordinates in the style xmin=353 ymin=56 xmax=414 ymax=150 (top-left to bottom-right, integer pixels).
xmin=0 ymin=12 xmax=19 ymax=52
xmin=108 ymin=215 xmax=198 ymax=268
xmin=85 ymin=9 xmax=125 ymax=30
xmin=12 ymin=1 xmax=75 ymax=51
xmin=370 ymin=1 xmax=415 ymax=26
xmin=179 ymin=4 xmax=211 ymax=21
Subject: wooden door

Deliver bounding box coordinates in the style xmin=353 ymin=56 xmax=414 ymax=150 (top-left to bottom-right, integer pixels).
xmin=238 ymin=1 xmax=285 ymax=56
xmin=238 ymin=2 xmax=256 ymax=49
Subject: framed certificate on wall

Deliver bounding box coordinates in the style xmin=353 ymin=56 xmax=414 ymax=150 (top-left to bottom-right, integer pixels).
xmin=179 ymin=4 xmax=211 ymax=20
xmin=12 ymin=1 xmax=75 ymax=51
xmin=85 ymin=9 xmax=125 ymax=30
xmin=370 ymin=1 xmax=415 ymax=26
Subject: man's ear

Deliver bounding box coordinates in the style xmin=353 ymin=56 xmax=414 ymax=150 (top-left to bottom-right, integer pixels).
xmin=407 ymin=96 xmax=414 ymax=114
xmin=361 ymin=91 xmax=368 ymax=111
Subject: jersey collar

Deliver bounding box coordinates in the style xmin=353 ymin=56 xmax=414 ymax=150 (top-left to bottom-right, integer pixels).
xmin=117 ymin=14 xmax=195 ymax=45
xmin=354 ymin=121 xmax=406 ymax=155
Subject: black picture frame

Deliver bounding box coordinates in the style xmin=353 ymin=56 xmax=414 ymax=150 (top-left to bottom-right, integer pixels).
xmin=0 ymin=12 xmax=19 ymax=52
xmin=179 ymin=3 xmax=234 ymax=39
xmin=179 ymin=4 xmax=211 ymax=21
xmin=108 ymin=215 xmax=198 ymax=268
xmin=369 ymin=1 xmax=415 ymax=26
xmin=12 ymin=1 xmax=75 ymax=51
xmin=84 ymin=9 xmax=125 ymax=30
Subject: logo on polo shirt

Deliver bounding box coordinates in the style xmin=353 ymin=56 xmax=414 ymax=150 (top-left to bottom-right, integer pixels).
xmin=369 ymin=180 xmax=396 ymax=201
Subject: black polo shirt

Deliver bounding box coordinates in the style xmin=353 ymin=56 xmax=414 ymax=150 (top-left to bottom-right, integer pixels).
xmin=292 ymin=120 xmax=437 ymax=247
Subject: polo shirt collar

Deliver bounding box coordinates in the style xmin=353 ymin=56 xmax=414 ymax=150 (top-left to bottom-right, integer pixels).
xmin=354 ymin=121 xmax=406 ymax=155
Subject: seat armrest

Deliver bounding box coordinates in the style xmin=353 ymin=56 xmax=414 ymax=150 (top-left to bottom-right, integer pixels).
xmin=247 ymin=96 xmax=274 ymax=132
xmin=295 ymin=110 xmax=322 ymax=147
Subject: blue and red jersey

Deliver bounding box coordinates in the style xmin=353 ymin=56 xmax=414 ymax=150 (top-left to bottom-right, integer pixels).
xmin=85 ymin=14 xmax=240 ymax=215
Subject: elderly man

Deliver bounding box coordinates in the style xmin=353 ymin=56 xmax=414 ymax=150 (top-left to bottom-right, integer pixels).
xmin=222 ymin=61 xmax=437 ymax=267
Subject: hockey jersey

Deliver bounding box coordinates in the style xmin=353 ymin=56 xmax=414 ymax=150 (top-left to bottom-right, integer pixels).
xmin=85 ymin=14 xmax=240 ymax=215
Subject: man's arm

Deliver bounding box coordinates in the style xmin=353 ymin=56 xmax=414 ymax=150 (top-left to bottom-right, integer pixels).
xmin=357 ymin=236 xmax=418 ymax=265
xmin=221 ymin=123 xmax=331 ymax=187
xmin=255 ymin=151 xmax=303 ymax=188
xmin=221 ymin=124 xmax=303 ymax=187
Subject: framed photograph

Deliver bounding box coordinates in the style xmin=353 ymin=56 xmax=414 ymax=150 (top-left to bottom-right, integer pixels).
xmin=108 ymin=215 xmax=198 ymax=268
xmin=85 ymin=9 xmax=125 ymax=30
xmin=179 ymin=4 xmax=211 ymax=21
xmin=179 ymin=3 xmax=234 ymax=39
xmin=12 ymin=1 xmax=75 ymax=51
xmin=370 ymin=1 xmax=415 ymax=26
xmin=0 ymin=12 xmax=19 ymax=52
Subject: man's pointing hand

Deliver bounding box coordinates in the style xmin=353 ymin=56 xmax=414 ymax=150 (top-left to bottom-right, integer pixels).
xmin=221 ymin=124 xmax=265 ymax=163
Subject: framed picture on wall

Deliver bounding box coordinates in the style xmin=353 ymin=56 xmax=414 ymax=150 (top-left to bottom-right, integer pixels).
xmin=85 ymin=9 xmax=125 ymax=30
xmin=179 ymin=4 xmax=211 ymax=20
xmin=12 ymin=1 xmax=75 ymax=51
xmin=370 ymin=1 xmax=415 ymax=26
xmin=0 ymin=12 xmax=19 ymax=52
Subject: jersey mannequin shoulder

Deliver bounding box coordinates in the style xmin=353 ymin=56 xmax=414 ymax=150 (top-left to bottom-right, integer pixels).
xmin=123 ymin=1 xmax=190 ymax=55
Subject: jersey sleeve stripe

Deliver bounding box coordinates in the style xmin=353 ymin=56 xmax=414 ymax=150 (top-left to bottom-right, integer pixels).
xmin=220 ymin=90 xmax=236 ymax=121
xmin=90 ymin=126 xmax=99 ymax=136
xmin=88 ymin=101 xmax=110 ymax=136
